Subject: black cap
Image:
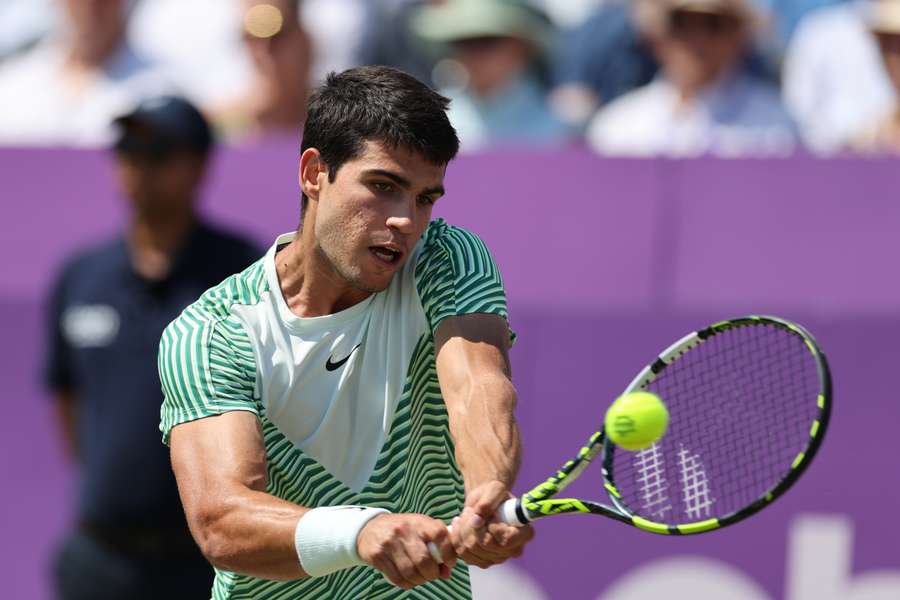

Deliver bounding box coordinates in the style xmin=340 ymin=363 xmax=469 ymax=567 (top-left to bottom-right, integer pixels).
xmin=114 ymin=95 xmax=213 ymax=154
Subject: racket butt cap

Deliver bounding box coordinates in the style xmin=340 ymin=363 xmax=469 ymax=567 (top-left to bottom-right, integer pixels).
xmin=500 ymin=498 xmax=528 ymax=526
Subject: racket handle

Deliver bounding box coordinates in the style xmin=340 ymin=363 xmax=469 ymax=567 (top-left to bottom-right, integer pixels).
xmin=426 ymin=498 xmax=524 ymax=563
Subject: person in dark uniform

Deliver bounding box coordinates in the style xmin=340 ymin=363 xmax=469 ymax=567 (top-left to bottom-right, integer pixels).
xmin=42 ymin=95 xmax=260 ymax=600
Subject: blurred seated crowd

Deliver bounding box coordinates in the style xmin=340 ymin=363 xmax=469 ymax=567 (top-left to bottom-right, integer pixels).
xmin=2 ymin=0 xmax=900 ymax=157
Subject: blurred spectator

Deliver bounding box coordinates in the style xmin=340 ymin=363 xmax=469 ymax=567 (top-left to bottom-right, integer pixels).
xmin=411 ymin=0 xmax=574 ymax=150
xmin=128 ymin=0 xmax=252 ymax=107
xmin=357 ymin=0 xmax=437 ymax=85
xmin=783 ymin=1 xmax=896 ymax=152
xmin=208 ymin=0 xmax=313 ymax=142
xmin=549 ymin=1 xmax=659 ymax=130
xmin=302 ymin=0 xmax=368 ymax=82
xmin=43 ymin=96 xmax=259 ymax=600
xmin=0 ymin=0 xmax=55 ymax=61
xmin=550 ymin=0 xmax=780 ymax=133
xmin=850 ymin=0 xmax=900 ymax=152
xmin=534 ymin=0 xmax=609 ymax=28
xmin=587 ymin=0 xmax=797 ymax=156
xmin=760 ymin=0 xmax=846 ymax=48
xmin=0 ymin=0 xmax=171 ymax=147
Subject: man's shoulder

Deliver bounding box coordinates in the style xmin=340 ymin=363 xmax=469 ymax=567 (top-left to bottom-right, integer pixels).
xmin=413 ymin=218 xmax=504 ymax=289
xmin=418 ymin=218 xmax=487 ymax=253
xmin=415 ymin=219 xmax=496 ymax=274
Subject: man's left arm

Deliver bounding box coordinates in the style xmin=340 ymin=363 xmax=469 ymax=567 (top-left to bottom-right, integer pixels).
xmin=434 ymin=312 xmax=534 ymax=568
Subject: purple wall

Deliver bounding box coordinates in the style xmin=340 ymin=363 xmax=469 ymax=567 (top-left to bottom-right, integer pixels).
xmin=3 ymin=144 xmax=900 ymax=599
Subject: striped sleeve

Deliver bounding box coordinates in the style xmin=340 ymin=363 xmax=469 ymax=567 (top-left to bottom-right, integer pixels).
xmin=415 ymin=220 xmax=512 ymax=335
xmin=158 ymin=311 xmax=258 ymax=444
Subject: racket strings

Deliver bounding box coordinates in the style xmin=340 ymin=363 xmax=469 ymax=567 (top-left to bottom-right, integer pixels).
xmin=613 ymin=323 xmax=821 ymax=524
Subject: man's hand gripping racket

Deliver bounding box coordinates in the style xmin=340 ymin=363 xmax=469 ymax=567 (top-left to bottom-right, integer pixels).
xmin=429 ymin=315 xmax=831 ymax=561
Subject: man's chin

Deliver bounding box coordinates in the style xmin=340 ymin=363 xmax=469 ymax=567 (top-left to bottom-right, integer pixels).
xmin=342 ymin=271 xmax=393 ymax=295
xmin=357 ymin=277 xmax=392 ymax=294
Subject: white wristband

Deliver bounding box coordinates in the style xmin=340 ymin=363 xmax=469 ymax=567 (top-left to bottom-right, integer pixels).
xmin=294 ymin=505 xmax=389 ymax=577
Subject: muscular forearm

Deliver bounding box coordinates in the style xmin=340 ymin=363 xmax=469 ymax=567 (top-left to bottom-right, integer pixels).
xmin=190 ymin=486 xmax=309 ymax=581
xmin=444 ymin=372 xmax=534 ymax=569
xmin=447 ymin=372 xmax=521 ymax=492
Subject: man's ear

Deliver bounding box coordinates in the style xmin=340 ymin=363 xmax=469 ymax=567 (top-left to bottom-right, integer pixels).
xmin=299 ymin=148 xmax=325 ymax=201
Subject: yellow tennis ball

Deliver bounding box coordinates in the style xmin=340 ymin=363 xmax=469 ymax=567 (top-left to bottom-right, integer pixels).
xmin=605 ymin=391 xmax=669 ymax=451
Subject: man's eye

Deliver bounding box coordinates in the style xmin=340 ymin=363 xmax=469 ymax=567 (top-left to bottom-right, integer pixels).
xmin=372 ymin=182 xmax=393 ymax=192
xmin=417 ymin=195 xmax=437 ymax=206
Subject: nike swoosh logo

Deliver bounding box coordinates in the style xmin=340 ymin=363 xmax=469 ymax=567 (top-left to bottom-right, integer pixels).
xmin=325 ymin=343 xmax=361 ymax=372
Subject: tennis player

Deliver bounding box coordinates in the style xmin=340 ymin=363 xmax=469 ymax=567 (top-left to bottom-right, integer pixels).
xmin=159 ymin=65 xmax=533 ymax=599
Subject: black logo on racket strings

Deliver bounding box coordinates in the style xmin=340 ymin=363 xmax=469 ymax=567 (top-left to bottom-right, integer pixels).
xmin=613 ymin=416 xmax=636 ymax=438
xmin=326 ymin=344 xmax=361 ymax=371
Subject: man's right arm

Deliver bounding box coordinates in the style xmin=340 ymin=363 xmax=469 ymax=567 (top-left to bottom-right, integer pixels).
xmin=170 ymin=410 xmax=457 ymax=587
xmin=170 ymin=410 xmax=308 ymax=580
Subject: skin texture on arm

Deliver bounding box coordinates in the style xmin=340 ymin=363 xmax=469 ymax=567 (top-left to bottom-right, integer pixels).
xmin=435 ymin=313 xmax=520 ymax=489
xmin=171 ymin=411 xmax=309 ymax=580
xmin=434 ymin=313 xmax=534 ymax=567
xmin=171 ymin=410 xmax=457 ymax=588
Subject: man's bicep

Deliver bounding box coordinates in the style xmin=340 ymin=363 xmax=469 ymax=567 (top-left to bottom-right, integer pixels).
xmin=170 ymin=411 xmax=269 ymax=509
xmin=434 ymin=313 xmax=512 ymax=395
xmin=433 ymin=312 xmax=522 ymax=491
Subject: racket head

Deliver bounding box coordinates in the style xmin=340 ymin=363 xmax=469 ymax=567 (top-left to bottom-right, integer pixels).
xmin=602 ymin=315 xmax=832 ymax=534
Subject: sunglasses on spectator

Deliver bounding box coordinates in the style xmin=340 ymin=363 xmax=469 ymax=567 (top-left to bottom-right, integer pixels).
xmin=668 ymin=10 xmax=742 ymax=36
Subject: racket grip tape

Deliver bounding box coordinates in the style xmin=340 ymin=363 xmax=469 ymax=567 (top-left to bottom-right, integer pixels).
xmin=426 ymin=498 xmax=524 ymax=563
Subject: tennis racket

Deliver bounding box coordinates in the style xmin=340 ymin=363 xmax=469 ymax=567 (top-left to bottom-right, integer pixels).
xmin=429 ymin=315 xmax=831 ymax=560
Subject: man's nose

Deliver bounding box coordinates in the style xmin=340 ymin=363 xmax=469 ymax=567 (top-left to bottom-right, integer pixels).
xmin=386 ymin=202 xmax=416 ymax=234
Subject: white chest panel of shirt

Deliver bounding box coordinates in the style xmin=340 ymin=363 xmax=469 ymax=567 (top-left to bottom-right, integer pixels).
xmin=232 ymin=233 xmax=430 ymax=492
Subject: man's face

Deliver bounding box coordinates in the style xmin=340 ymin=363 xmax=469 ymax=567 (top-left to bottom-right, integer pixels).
xmin=310 ymin=141 xmax=446 ymax=294
xmin=653 ymin=8 xmax=747 ymax=92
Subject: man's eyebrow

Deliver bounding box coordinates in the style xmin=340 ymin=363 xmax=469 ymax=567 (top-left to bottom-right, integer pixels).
xmin=363 ymin=169 xmax=445 ymax=197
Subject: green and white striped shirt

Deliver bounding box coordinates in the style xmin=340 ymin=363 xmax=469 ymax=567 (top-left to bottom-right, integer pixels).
xmin=158 ymin=219 xmax=511 ymax=599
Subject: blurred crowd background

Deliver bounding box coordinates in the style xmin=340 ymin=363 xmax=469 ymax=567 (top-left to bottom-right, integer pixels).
xmin=2 ymin=0 xmax=900 ymax=157
xmin=5 ymin=1 xmax=900 ymax=599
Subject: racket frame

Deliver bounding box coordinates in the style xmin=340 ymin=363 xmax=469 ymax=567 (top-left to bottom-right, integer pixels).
xmin=508 ymin=315 xmax=832 ymax=535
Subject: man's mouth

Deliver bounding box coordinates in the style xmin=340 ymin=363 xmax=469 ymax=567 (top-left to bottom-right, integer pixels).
xmin=369 ymin=245 xmax=403 ymax=265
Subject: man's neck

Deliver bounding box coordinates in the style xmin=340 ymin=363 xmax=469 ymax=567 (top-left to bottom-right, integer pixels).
xmin=274 ymin=225 xmax=370 ymax=318
xmin=127 ymin=211 xmax=195 ymax=281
